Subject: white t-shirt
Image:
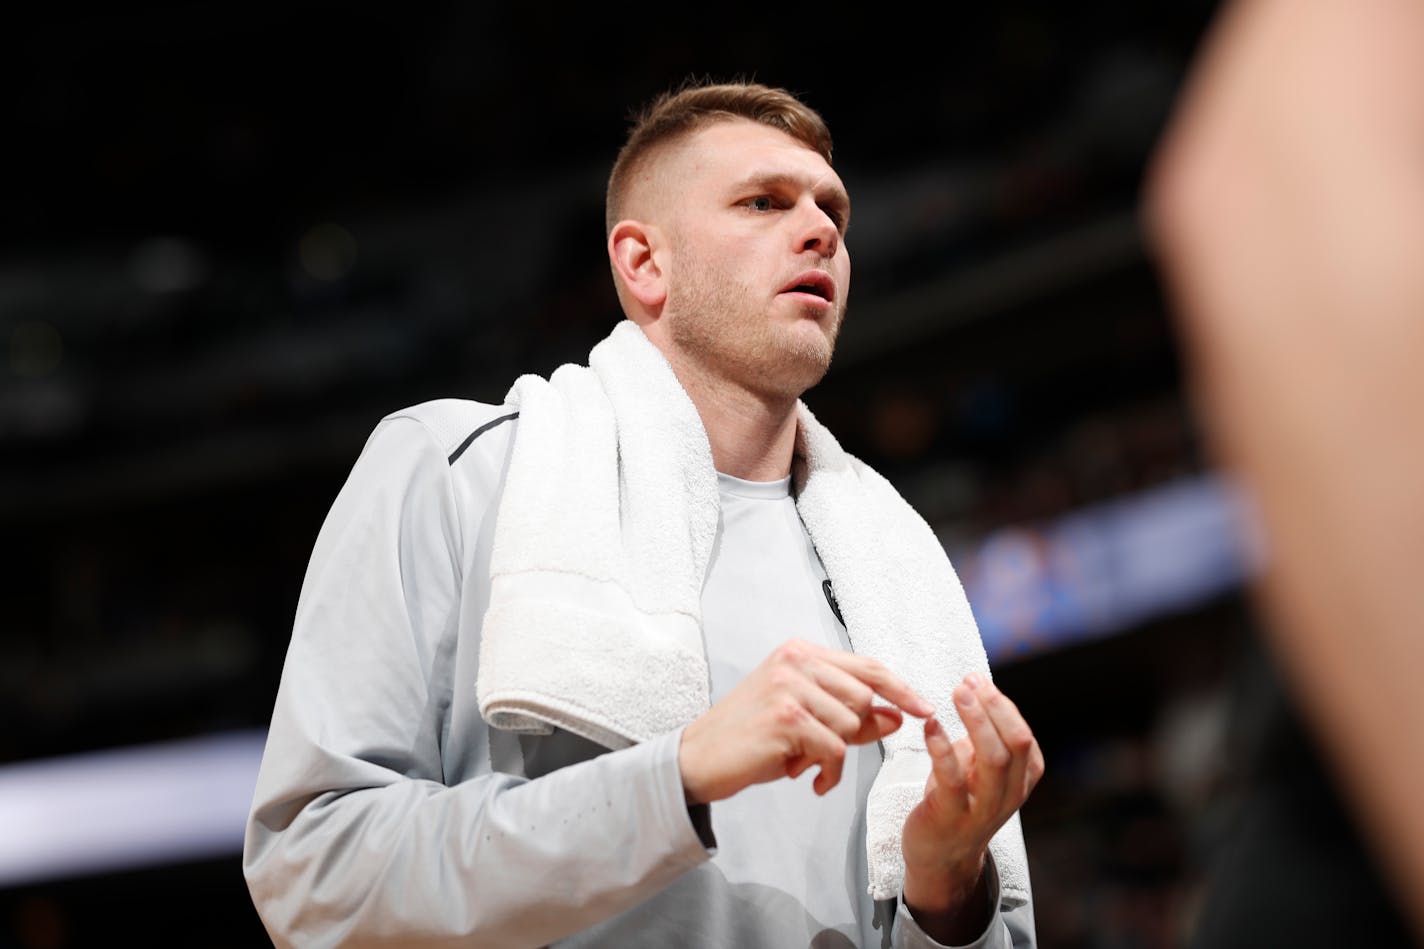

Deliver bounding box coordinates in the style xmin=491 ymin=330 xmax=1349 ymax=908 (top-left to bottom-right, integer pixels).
xmin=701 ymin=472 xmax=881 ymax=945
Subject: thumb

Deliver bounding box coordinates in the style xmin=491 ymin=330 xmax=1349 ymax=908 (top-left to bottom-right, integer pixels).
xmin=855 ymin=705 xmax=905 ymax=744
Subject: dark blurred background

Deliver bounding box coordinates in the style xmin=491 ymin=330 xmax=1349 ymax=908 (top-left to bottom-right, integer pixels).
xmin=0 ymin=3 xmax=1273 ymax=946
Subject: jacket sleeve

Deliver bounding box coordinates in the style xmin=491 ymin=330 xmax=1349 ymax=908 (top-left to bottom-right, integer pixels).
xmin=893 ymin=854 xmax=1038 ymax=949
xmin=242 ymin=414 xmax=711 ymax=948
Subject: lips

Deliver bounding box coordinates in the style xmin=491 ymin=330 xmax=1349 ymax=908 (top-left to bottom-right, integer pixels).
xmin=779 ymin=270 xmax=836 ymax=303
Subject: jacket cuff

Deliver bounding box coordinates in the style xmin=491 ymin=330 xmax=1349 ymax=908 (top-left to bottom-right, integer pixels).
xmin=895 ymin=852 xmax=1004 ymax=949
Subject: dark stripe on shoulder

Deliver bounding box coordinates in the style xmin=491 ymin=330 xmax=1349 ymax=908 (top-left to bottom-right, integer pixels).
xmin=447 ymin=411 xmax=519 ymax=465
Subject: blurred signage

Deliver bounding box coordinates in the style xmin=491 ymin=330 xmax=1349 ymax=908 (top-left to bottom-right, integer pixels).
xmin=954 ymin=473 xmax=1258 ymax=662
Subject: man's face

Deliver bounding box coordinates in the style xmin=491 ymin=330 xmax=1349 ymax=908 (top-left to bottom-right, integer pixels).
xmin=653 ymin=119 xmax=852 ymax=402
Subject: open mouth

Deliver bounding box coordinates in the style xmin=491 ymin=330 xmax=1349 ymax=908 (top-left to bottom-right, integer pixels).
xmin=781 ymin=271 xmax=836 ymax=303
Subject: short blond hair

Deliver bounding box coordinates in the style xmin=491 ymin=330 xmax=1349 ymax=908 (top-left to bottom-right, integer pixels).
xmin=605 ymin=80 xmax=834 ymax=233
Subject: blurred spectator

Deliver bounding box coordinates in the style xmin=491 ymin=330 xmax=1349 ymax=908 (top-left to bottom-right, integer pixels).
xmin=1148 ymin=0 xmax=1424 ymax=942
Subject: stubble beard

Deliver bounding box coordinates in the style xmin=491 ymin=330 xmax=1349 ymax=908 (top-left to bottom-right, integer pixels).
xmin=663 ymin=251 xmax=844 ymax=403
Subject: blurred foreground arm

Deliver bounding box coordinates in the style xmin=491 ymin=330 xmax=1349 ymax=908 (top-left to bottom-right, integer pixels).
xmin=1147 ymin=0 xmax=1424 ymax=939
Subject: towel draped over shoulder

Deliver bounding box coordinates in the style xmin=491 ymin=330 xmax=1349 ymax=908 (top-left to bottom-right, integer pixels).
xmin=476 ymin=319 xmax=1030 ymax=904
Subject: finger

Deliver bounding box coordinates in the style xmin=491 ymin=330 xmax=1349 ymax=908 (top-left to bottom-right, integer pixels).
xmin=775 ymin=703 xmax=848 ymax=795
xmin=972 ymin=676 xmax=1039 ymax=811
xmin=820 ymin=649 xmax=936 ymax=719
xmin=786 ymin=753 xmax=815 ymax=780
xmin=863 ymin=705 xmax=905 ymax=744
xmin=806 ymin=661 xmax=907 ymax=744
xmin=954 ymin=676 xmax=1011 ymax=805
xmin=797 ymin=679 xmax=873 ymax=742
xmin=798 ymin=716 xmax=848 ymax=796
xmin=808 ymin=659 xmax=877 ymax=719
xmin=925 ymin=716 xmax=969 ymax=805
xmin=1024 ymin=740 xmax=1046 ymax=799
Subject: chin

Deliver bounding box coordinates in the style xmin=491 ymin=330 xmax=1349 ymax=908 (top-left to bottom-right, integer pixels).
xmin=757 ymin=342 xmax=834 ymax=400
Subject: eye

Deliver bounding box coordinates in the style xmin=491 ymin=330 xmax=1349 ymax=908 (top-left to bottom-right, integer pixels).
xmin=746 ymin=195 xmax=775 ymax=212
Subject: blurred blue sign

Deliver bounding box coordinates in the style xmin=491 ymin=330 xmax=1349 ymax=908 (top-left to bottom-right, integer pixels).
xmin=954 ymin=473 xmax=1258 ymax=662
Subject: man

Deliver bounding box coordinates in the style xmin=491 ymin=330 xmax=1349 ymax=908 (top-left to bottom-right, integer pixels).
xmin=244 ymin=81 xmax=1040 ymax=948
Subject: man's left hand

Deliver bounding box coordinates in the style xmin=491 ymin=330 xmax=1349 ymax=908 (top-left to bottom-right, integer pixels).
xmin=900 ymin=672 xmax=1043 ymax=941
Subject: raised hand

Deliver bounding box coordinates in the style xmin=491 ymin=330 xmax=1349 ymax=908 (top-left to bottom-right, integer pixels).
xmin=901 ymin=673 xmax=1043 ymax=940
xmin=678 ymin=639 xmax=936 ymax=804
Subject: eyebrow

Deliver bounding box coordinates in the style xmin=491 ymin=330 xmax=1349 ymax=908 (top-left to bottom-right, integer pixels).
xmin=734 ymin=170 xmax=852 ymax=222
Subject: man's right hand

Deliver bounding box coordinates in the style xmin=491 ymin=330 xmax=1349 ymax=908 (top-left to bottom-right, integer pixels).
xmin=678 ymin=639 xmax=937 ymax=804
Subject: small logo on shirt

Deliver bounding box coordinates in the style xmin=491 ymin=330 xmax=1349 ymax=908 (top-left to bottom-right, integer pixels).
xmin=822 ymin=579 xmax=846 ymax=628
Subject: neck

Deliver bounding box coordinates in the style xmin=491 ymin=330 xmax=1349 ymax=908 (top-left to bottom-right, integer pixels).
xmin=663 ymin=351 xmax=800 ymax=482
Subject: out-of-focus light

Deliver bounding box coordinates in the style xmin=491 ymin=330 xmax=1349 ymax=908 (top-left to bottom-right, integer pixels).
xmin=298 ymin=222 xmax=358 ymax=282
xmin=960 ymin=472 xmax=1257 ymax=662
xmin=9 ymin=321 xmax=64 ymax=377
xmin=0 ymin=379 xmax=84 ymax=437
xmin=128 ymin=236 xmax=210 ymax=294
xmin=0 ymin=731 xmax=266 ymax=887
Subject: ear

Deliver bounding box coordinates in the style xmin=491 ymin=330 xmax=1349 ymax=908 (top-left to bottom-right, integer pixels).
xmin=608 ymin=220 xmax=667 ymax=311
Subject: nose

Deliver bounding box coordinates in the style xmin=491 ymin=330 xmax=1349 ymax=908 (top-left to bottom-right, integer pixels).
xmin=795 ymin=200 xmax=840 ymax=258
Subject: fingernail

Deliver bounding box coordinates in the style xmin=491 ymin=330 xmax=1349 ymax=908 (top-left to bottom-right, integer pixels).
xmin=965 ymin=672 xmax=986 ymax=690
xmin=955 ymin=684 xmax=976 ymax=705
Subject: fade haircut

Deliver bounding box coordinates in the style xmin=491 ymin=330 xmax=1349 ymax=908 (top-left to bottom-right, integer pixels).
xmin=605 ymin=80 xmax=834 ymax=233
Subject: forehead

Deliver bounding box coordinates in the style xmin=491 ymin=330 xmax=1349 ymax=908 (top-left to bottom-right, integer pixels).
xmin=670 ymin=118 xmax=848 ymax=202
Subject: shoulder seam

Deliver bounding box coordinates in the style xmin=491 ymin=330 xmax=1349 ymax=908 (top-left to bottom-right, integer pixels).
xmin=447 ymin=411 xmax=520 ymax=465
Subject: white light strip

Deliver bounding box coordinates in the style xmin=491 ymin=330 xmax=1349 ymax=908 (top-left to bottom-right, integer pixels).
xmin=0 ymin=730 xmax=266 ymax=888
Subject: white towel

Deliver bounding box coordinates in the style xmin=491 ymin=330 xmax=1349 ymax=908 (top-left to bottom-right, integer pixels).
xmin=477 ymin=320 xmax=1030 ymax=906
